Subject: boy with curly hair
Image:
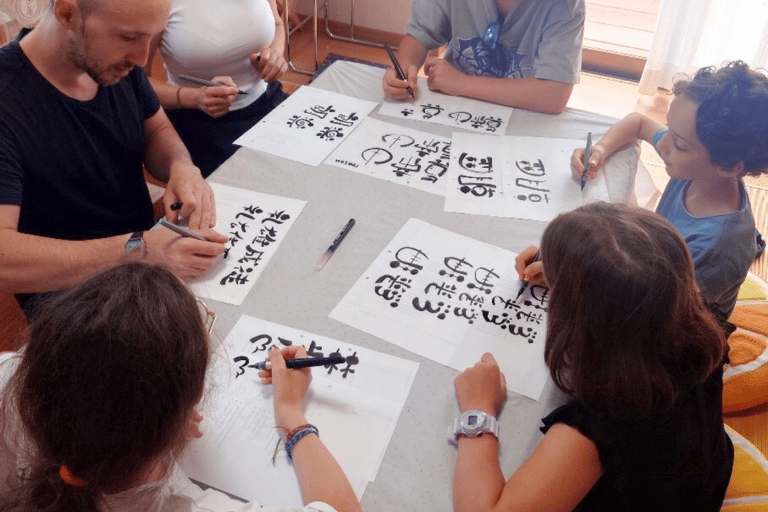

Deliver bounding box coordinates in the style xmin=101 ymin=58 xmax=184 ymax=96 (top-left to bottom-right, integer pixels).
xmin=571 ymin=61 xmax=768 ymax=318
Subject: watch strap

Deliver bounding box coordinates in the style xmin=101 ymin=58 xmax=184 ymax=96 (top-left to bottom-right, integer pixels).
xmin=125 ymin=230 xmax=147 ymax=258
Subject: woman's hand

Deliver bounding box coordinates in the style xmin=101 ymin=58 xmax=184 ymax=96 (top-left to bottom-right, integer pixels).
xmin=250 ymin=48 xmax=288 ymax=82
xmin=189 ymin=76 xmax=238 ymax=118
xmin=454 ymin=353 xmax=507 ymax=416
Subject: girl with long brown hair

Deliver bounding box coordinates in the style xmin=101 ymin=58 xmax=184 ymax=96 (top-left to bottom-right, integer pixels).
xmin=451 ymin=202 xmax=732 ymax=511
xmin=0 ymin=262 xmax=361 ymax=512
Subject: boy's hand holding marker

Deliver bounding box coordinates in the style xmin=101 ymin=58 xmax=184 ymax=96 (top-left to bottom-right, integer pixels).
xmin=571 ymin=143 xmax=608 ymax=182
xmin=514 ymin=245 xmax=546 ymax=289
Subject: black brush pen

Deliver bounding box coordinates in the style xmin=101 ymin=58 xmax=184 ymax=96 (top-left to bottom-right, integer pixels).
xmin=384 ymin=43 xmax=415 ymax=100
xmin=251 ymin=355 xmax=346 ymax=371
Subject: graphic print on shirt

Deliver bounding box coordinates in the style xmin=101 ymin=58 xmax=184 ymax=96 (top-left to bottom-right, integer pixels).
xmin=449 ymin=38 xmax=528 ymax=78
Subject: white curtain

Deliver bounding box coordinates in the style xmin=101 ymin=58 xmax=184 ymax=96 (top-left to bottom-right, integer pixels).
xmin=639 ymin=0 xmax=768 ymax=94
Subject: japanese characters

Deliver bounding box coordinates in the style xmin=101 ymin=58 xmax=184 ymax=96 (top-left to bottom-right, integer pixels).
xmin=378 ymin=86 xmax=513 ymax=135
xmin=331 ymin=218 xmax=551 ymax=400
xmin=192 ymin=183 xmax=306 ymax=305
xmin=328 ymin=117 xmax=452 ymax=195
xmin=234 ymin=86 xmax=378 ymax=166
xmin=445 ymin=133 xmax=610 ymax=221
xmin=180 ymin=315 xmax=419 ymax=507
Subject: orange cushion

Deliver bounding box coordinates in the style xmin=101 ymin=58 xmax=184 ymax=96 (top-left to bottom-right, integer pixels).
xmin=724 ymin=303 xmax=768 ymax=413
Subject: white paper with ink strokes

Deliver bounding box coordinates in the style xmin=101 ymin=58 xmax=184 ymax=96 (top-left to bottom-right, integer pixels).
xmin=180 ymin=315 xmax=419 ymax=507
xmin=234 ymin=86 xmax=378 ymax=166
xmin=327 ymin=117 xmax=452 ymax=195
xmin=331 ymin=218 xmax=549 ymax=400
xmin=191 ymin=183 xmax=305 ymax=305
xmin=378 ymin=80 xmax=513 ymax=135
xmin=444 ymin=133 xmax=610 ymax=221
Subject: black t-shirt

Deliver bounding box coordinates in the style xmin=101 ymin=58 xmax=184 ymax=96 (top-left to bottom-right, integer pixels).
xmin=0 ymin=31 xmax=160 ymax=241
xmin=541 ymin=365 xmax=733 ymax=511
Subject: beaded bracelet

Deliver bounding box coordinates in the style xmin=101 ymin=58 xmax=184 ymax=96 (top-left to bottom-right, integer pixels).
xmin=282 ymin=423 xmax=319 ymax=461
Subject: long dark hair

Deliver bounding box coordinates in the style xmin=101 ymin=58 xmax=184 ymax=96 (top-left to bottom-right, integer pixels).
xmin=0 ymin=262 xmax=210 ymax=512
xmin=542 ymin=203 xmax=727 ymax=420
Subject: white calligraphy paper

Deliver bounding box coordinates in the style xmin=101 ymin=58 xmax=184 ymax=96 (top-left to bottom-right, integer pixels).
xmin=327 ymin=117 xmax=452 ymax=196
xmin=234 ymin=86 xmax=378 ymax=166
xmin=444 ymin=134 xmax=609 ymax=221
xmin=378 ymin=82 xmax=513 ymax=135
xmin=180 ymin=315 xmax=419 ymax=507
xmin=191 ymin=183 xmax=305 ymax=305
xmin=330 ymin=218 xmax=549 ymax=400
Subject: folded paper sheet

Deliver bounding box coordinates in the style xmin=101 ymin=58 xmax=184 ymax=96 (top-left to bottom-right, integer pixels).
xmin=330 ymin=218 xmax=549 ymax=400
xmin=181 ymin=315 xmax=419 ymax=507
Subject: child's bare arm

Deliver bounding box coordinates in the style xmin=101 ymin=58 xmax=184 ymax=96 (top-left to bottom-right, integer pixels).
xmin=572 ymin=112 xmax=664 ymax=180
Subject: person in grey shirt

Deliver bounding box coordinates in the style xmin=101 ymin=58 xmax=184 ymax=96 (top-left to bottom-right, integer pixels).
xmin=383 ymin=0 xmax=585 ymax=114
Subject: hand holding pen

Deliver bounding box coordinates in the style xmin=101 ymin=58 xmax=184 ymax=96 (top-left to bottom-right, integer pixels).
xmin=382 ymin=43 xmax=417 ymax=101
xmin=258 ymin=346 xmax=314 ymax=428
xmin=513 ymin=246 xmax=545 ymax=301
xmin=177 ymin=74 xmax=241 ymax=118
xmin=384 ymin=43 xmax=415 ymax=100
xmin=571 ymin=135 xmax=606 ymax=184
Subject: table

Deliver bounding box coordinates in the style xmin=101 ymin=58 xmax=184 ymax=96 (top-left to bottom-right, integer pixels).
xmin=208 ymin=60 xmax=654 ymax=511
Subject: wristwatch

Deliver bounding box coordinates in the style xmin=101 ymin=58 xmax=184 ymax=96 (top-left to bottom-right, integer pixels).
xmin=125 ymin=230 xmax=147 ymax=258
xmin=447 ymin=409 xmax=499 ymax=443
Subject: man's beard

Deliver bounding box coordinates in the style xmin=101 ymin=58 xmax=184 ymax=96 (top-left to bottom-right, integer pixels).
xmin=67 ymin=26 xmax=129 ymax=86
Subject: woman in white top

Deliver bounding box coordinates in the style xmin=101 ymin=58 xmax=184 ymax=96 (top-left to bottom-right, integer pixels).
xmin=147 ymin=0 xmax=290 ymax=176
xmin=0 ymin=262 xmax=361 ymax=512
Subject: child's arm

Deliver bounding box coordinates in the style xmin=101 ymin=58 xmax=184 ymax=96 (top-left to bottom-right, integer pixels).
xmin=261 ymin=346 xmax=362 ymax=512
xmin=571 ymin=112 xmax=664 ymax=182
xmin=382 ymin=35 xmax=428 ymax=101
xmin=423 ymin=62 xmax=574 ymax=114
xmin=453 ymin=354 xmax=603 ymax=512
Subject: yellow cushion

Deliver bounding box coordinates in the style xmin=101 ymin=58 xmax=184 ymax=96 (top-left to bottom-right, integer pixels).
xmin=738 ymin=274 xmax=768 ymax=302
xmin=723 ymin=425 xmax=768 ymax=510
xmin=724 ymin=303 xmax=768 ymax=413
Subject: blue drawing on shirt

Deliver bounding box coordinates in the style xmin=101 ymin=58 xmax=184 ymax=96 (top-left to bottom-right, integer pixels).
xmin=448 ymin=37 xmax=527 ymax=78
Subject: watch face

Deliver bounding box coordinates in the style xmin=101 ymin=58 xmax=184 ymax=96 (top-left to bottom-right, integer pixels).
xmin=460 ymin=411 xmax=487 ymax=430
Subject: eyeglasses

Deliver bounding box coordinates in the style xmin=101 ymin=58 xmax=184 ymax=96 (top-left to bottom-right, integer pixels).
xmin=482 ymin=21 xmax=500 ymax=50
xmin=196 ymin=298 xmax=217 ymax=335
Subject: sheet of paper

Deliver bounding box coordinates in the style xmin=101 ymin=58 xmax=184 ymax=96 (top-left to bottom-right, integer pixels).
xmin=326 ymin=117 xmax=452 ymax=196
xmin=330 ymin=218 xmax=549 ymax=400
xmin=444 ymin=133 xmax=609 ymax=221
xmin=378 ymin=82 xmax=513 ymax=135
xmin=191 ymin=183 xmax=305 ymax=305
xmin=180 ymin=315 xmax=420 ymax=507
xmin=234 ymin=86 xmax=378 ymax=166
